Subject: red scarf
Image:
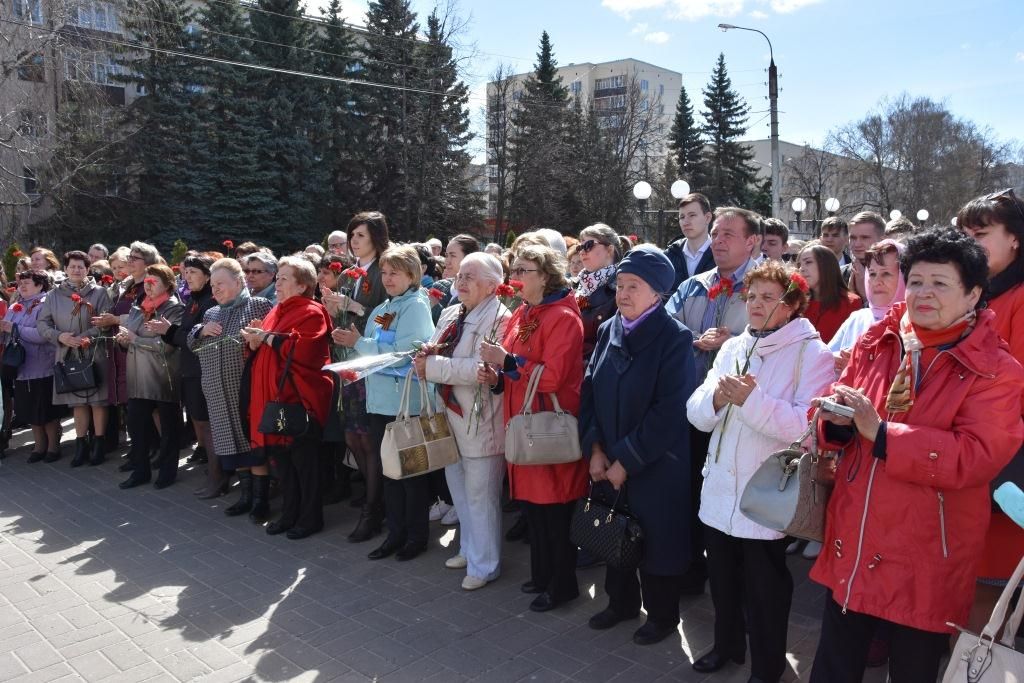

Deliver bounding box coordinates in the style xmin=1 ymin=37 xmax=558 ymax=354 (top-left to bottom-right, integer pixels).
xmin=141 ymin=292 xmax=170 ymax=321
xmin=434 ymin=306 xmax=468 ymax=417
xmin=886 ymin=311 xmax=975 ymax=413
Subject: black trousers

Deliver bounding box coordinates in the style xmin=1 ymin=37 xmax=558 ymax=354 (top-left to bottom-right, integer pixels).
xmin=127 ymin=398 xmax=181 ymax=483
xmin=525 ymin=501 xmax=579 ymax=601
xmin=369 ymin=413 xmax=430 ymax=545
xmin=274 ymin=423 xmax=325 ymax=531
xmin=604 ymin=566 xmax=683 ymax=627
xmin=684 ymin=428 xmax=712 ymax=586
xmin=704 ymin=524 xmax=792 ymax=682
xmin=428 ymin=468 xmax=453 ymax=506
xmin=809 ymin=591 xmax=949 ymax=683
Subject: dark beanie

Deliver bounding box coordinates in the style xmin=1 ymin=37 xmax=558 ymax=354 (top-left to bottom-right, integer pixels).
xmin=616 ymin=244 xmax=675 ymax=294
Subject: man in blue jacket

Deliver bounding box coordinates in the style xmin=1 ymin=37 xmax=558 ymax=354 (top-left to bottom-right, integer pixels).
xmin=664 ymin=193 xmax=716 ymax=292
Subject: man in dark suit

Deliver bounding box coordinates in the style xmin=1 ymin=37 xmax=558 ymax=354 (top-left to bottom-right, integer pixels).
xmin=664 ymin=193 xmax=716 ymax=292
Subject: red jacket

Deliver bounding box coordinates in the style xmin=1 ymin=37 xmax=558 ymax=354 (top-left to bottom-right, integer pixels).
xmin=809 ymin=303 xmax=1024 ymax=633
xmin=502 ymin=290 xmax=588 ymax=504
xmin=805 ymin=291 xmax=862 ymax=343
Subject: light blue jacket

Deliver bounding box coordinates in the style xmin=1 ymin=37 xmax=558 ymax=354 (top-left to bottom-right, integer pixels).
xmin=355 ymin=287 xmax=436 ymax=417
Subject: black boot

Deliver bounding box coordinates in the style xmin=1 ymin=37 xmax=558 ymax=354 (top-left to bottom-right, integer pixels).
xmin=347 ymin=503 xmax=382 ymax=543
xmin=225 ymin=471 xmax=253 ymax=516
xmin=323 ymin=464 xmax=353 ymax=505
xmin=88 ymin=438 xmax=105 ymax=466
xmin=249 ymin=474 xmax=271 ymax=524
xmin=69 ymin=437 xmax=90 ymax=467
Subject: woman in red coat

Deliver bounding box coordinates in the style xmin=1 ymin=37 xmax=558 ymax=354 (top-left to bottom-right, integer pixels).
xmin=242 ymin=256 xmax=333 ymax=539
xmin=479 ymin=244 xmax=587 ymax=613
xmin=807 ymin=228 xmax=1024 ymax=683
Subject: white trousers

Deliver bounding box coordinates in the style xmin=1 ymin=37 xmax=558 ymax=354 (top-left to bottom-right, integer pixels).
xmin=445 ymin=454 xmax=505 ymax=581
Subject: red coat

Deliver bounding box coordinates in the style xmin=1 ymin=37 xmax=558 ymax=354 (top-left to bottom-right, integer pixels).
xmin=502 ymin=290 xmax=588 ymax=504
xmin=805 ymin=291 xmax=862 ymax=343
xmin=249 ymin=296 xmax=333 ymax=450
xmin=809 ymin=303 xmax=1024 ymax=633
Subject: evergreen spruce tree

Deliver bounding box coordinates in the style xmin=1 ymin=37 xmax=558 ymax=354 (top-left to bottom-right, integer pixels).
xmin=668 ymin=84 xmax=707 ymax=191
xmin=700 ymin=53 xmax=758 ymax=208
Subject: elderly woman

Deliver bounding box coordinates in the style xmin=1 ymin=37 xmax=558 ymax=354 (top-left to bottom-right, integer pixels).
xmin=479 ymin=245 xmax=587 ymax=613
xmin=189 ymin=259 xmax=274 ymax=511
xmin=335 ymin=245 xmax=436 ymax=559
xmin=1 ymin=271 xmax=62 ymax=461
xmin=325 ymin=211 xmax=390 ymax=541
xmin=828 ymin=240 xmax=906 ymax=357
xmin=243 ymin=252 xmax=277 ymax=303
xmin=575 ymin=223 xmax=621 ymax=363
xmin=116 ymin=264 xmax=184 ymax=489
xmin=243 ymin=256 xmax=333 ymax=538
xmin=37 ymin=250 xmax=112 ymax=467
xmin=579 ymin=246 xmax=696 ymax=644
xmin=414 ymin=253 xmax=511 ymax=589
xmin=686 ymin=261 xmax=834 ymax=682
xmin=807 ymin=228 xmax=1024 ymax=682
xmin=147 ymin=254 xmax=218 ymax=493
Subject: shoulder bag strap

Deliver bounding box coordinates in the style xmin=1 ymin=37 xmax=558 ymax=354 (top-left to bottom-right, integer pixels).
xmin=271 ymin=334 xmax=297 ymax=401
xmin=396 ymin=368 xmax=416 ymax=420
xmin=416 ymin=372 xmax=434 ymax=419
xmin=981 ymin=554 xmax=1024 ymax=644
xmin=520 ymin=364 xmax=544 ymax=416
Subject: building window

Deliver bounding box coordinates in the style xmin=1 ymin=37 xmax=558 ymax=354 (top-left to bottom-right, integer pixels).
xmin=18 ymin=111 xmax=47 ymax=138
xmin=570 ymin=81 xmax=582 ymax=94
xmin=69 ymin=1 xmax=120 ymax=32
xmin=23 ymin=167 xmax=39 ymax=195
xmin=17 ymin=52 xmax=45 ymax=82
xmin=640 ymin=79 xmax=649 ymax=91
xmin=13 ymin=0 xmax=43 ymax=23
xmin=659 ymin=84 xmax=664 ymax=96
xmin=65 ymin=50 xmax=123 ymax=85
xmin=595 ymin=75 xmax=625 ymax=90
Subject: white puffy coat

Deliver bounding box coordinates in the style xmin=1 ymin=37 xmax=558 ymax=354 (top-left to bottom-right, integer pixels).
xmin=424 ymin=296 xmax=510 ymax=458
xmin=687 ymin=316 xmax=834 ymax=540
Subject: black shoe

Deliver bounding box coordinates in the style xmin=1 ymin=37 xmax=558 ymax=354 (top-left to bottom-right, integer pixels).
xmin=347 ymin=505 xmax=382 ymax=543
xmin=395 ymin=542 xmax=427 ymax=561
xmin=117 ymin=461 xmax=133 ymax=472
xmin=88 ymin=439 xmax=105 ymax=466
xmin=27 ymin=451 xmax=46 ymax=464
xmin=225 ymin=471 xmax=253 ymax=516
xmin=153 ymin=478 xmax=174 ymax=490
xmin=633 ymin=620 xmax=678 ymax=646
xmin=588 ymin=607 xmax=639 ymax=630
xmin=119 ymin=474 xmax=150 ymax=489
xmin=187 ymin=446 xmax=207 ymax=464
xmin=286 ymin=526 xmax=322 ymax=540
xmin=70 ymin=437 xmax=90 ymax=467
xmin=520 ymin=580 xmax=544 ymax=595
xmin=43 ymin=450 xmax=61 ymax=463
xmin=368 ymin=537 xmax=404 ymax=560
xmin=249 ymin=475 xmax=270 ymax=524
xmin=529 ymin=592 xmax=572 ymax=613
xmin=266 ymin=519 xmax=294 ymax=536
xmin=505 ymin=514 xmax=529 ymax=542
xmin=692 ymin=651 xmax=744 ymax=674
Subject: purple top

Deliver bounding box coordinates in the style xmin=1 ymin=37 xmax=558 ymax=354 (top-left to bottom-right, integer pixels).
xmin=620 ymin=303 xmax=660 ymax=335
xmin=2 ymin=292 xmax=52 ymax=380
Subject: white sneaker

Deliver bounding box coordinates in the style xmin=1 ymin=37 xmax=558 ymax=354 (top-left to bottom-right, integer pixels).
xmin=441 ymin=506 xmax=459 ymax=526
xmin=445 ymin=554 xmax=467 ymax=569
xmin=462 ymin=575 xmax=488 ymax=591
xmin=429 ymin=501 xmax=451 ymax=522
xmin=802 ymin=541 xmax=822 ymax=559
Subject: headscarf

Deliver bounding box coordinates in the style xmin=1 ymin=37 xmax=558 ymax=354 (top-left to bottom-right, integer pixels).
xmin=866 ymin=239 xmax=907 ymax=321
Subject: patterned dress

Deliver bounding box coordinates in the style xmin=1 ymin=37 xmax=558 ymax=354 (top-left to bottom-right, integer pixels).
xmin=188 ymin=296 xmax=273 ymax=467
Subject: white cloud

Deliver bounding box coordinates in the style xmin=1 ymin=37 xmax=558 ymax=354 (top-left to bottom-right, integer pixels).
xmin=1016 ymin=51 xmax=1024 ymax=62
xmin=750 ymin=9 xmax=768 ymax=18
xmin=630 ymin=22 xmax=650 ymax=34
xmin=644 ymin=31 xmax=671 ymax=43
xmin=768 ymin=0 xmax=822 ymax=13
xmin=666 ymin=0 xmax=744 ymax=20
xmin=602 ymin=0 xmax=823 ymax=20
xmin=601 ymin=0 xmax=667 ymax=19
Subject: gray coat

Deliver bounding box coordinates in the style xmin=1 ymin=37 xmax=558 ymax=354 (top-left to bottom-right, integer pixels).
xmin=122 ymin=298 xmax=184 ymax=403
xmin=37 ymin=279 xmax=112 ymax=406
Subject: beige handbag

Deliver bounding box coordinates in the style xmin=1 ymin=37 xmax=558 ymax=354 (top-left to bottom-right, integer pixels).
xmin=381 ymin=371 xmax=460 ymax=480
xmin=943 ymin=555 xmax=1024 ymax=683
xmin=504 ymin=364 xmax=581 ymax=466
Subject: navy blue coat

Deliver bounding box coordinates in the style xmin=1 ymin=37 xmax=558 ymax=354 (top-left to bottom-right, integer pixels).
xmin=579 ymin=305 xmax=696 ymax=575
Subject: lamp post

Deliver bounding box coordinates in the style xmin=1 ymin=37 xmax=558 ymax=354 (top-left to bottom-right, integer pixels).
xmin=791 ymin=197 xmax=806 ymax=235
xmin=890 ymin=209 xmax=902 ymax=221
xmin=916 ymin=209 xmax=929 ymax=227
xmin=951 ymin=217 xmax=958 ymax=227
xmin=632 ymin=180 xmax=690 ymax=245
xmin=825 ymin=197 xmax=840 ymax=216
xmin=719 ymin=23 xmax=779 ymax=219
xmin=632 ymin=181 xmax=652 ymax=239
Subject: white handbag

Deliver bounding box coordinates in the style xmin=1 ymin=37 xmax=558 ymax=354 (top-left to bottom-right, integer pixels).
xmin=943 ymin=554 xmax=1024 ymax=683
xmin=381 ymin=371 xmax=460 ymax=480
xmin=504 ymin=364 xmax=581 ymax=466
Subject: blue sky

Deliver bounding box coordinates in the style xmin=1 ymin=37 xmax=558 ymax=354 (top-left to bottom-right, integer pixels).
xmin=333 ymin=0 xmax=1024 ymax=163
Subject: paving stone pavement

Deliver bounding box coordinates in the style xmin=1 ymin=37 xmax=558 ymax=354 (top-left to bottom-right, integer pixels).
xmin=0 ymin=427 xmax=889 ymax=682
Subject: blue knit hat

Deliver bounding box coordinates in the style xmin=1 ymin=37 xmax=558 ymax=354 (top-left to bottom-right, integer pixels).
xmin=616 ymin=244 xmax=675 ymax=295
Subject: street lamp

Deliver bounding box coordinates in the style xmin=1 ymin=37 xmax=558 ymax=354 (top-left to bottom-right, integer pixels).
xmin=719 ymin=23 xmax=779 ymax=219
xmin=633 ymin=181 xmax=652 ymax=237
xmin=916 ymin=209 xmax=929 ymax=227
xmin=791 ymin=197 xmax=806 ymax=234
xmin=951 ymin=217 xmax=958 ymax=227
xmin=670 ymin=180 xmax=690 ymax=200
xmin=825 ymin=197 xmax=840 ymax=216
xmin=890 ymin=210 xmax=902 ymax=221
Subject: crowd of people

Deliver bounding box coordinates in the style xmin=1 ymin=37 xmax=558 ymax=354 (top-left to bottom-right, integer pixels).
xmin=2 ymin=187 xmax=1023 ymax=683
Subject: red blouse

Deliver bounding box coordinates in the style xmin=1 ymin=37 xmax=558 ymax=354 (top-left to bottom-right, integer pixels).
xmin=804 ymin=291 xmax=862 ymax=343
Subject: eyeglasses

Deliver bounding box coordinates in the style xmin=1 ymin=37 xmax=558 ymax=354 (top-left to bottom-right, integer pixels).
xmin=984 ymin=188 xmax=1024 ymax=224
xmin=454 ymin=273 xmax=477 ymax=283
xmin=128 ymin=255 xmax=144 ymax=262
xmin=509 ymin=268 xmax=539 ymax=277
xmin=243 ymin=269 xmax=267 ymax=275
xmin=328 ymin=243 xmax=345 ymax=249
xmin=860 ymin=243 xmax=900 ymax=269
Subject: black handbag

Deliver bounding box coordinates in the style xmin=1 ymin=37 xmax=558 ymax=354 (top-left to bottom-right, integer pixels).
xmin=570 ymin=482 xmax=645 ymax=570
xmin=54 ymin=347 xmax=99 ymax=395
xmin=2 ymin=324 xmax=26 ymax=369
xmin=257 ymin=335 xmax=309 ymax=438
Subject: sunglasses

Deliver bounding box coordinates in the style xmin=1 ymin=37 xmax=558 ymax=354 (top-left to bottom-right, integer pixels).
xmin=860 ymin=243 xmax=900 ymax=269
xmin=580 ymin=239 xmax=604 ymax=253
xmin=984 ymin=188 xmax=1024 ymax=224
xmin=781 ymin=253 xmax=796 ymax=263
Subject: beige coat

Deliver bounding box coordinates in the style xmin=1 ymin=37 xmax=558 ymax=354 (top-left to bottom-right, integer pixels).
xmin=37 ymin=279 xmax=112 ymax=406
xmin=121 ymin=298 xmax=184 ymax=403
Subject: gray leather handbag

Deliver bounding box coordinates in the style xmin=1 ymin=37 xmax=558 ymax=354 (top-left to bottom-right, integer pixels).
xmin=504 ymin=364 xmax=581 ymax=466
xmin=739 ymin=409 xmax=834 ymax=542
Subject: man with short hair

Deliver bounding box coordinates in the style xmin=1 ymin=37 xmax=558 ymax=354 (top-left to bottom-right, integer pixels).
xmin=884 ymin=216 xmax=916 ymax=242
xmin=327 ymin=230 xmax=347 ymax=255
xmin=842 ymin=211 xmax=886 ymax=299
xmin=819 ymin=217 xmax=851 ymax=266
xmin=88 ymin=243 xmax=109 ymax=262
xmin=244 ymin=252 xmax=278 ymax=304
xmin=666 ymin=207 xmax=759 ymax=596
xmin=426 ymin=237 xmax=443 ymax=257
xmin=665 ymin=192 xmax=716 ymax=292
xmin=760 ymin=218 xmax=788 ymax=262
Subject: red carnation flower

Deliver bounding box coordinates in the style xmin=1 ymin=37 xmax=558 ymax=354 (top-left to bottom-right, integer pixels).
xmin=628 ymin=234 xmax=639 ymax=243
xmin=790 ymin=272 xmax=810 ymax=295
xmin=12 ymin=250 xmax=24 ymax=258
xmin=71 ymin=293 xmax=82 ymax=302
xmin=508 ymin=279 xmax=524 ymax=291
xmin=495 ymin=283 xmax=515 ymax=298
xmin=101 ymin=275 xmax=114 ymax=285
xmin=340 ymin=369 xmax=359 ymax=382
xmin=576 ymin=294 xmax=590 ymax=310
xmin=171 ymin=265 xmax=180 ymax=273
xmin=223 ymin=240 xmax=234 ymax=249
xmin=5 ymin=286 xmax=16 ymax=293
xmin=80 ymin=337 xmax=91 ymax=348
xmin=428 ymin=288 xmax=444 ymax=300
xmin=328 ymin=262 xmax=343 ymax=273
xmin=11 ymin=303 xmax=24 ymax=313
